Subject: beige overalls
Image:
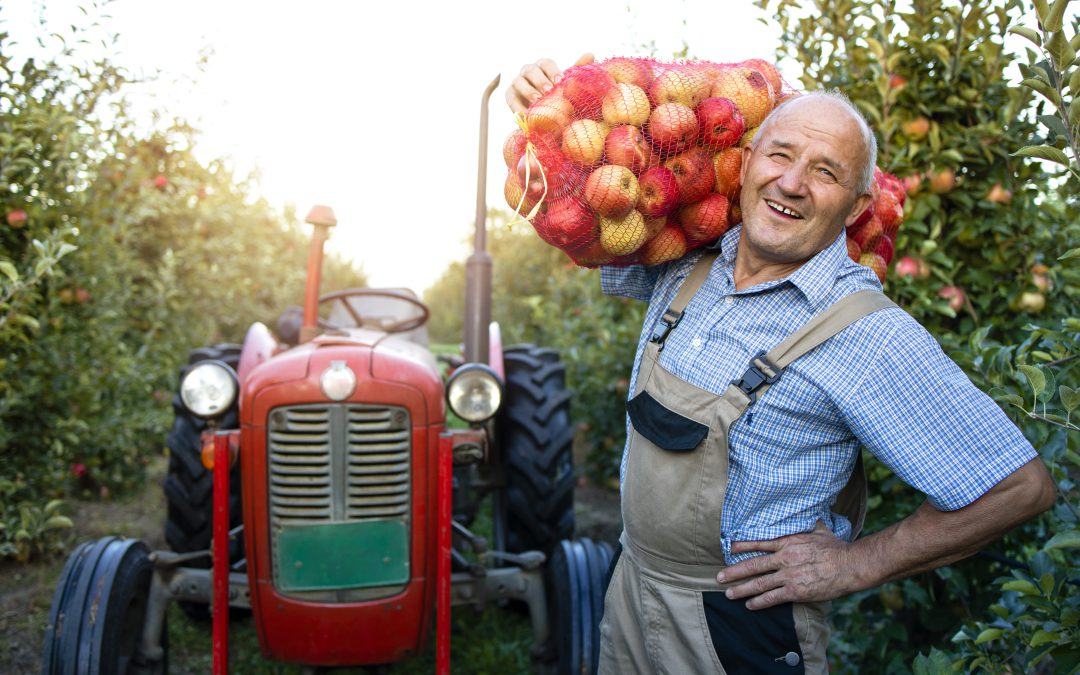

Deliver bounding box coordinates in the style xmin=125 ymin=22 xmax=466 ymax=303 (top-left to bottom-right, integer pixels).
xmin=599 ymin=250 xmax=896 ymax=674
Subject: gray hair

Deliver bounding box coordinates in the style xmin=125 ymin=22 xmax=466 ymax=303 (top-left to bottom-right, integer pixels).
xmin=751 ymin=89 xmax=878 ymax=195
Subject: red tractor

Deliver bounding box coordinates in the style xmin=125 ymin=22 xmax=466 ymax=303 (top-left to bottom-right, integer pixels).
xmin=41 ymin=76 xmax=612 ymax=674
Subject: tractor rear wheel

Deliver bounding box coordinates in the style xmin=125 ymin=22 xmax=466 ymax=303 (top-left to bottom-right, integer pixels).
xmin=162 ymin=344 xmax=244 ymax=616
xmin=499 ymin=345 xmax=575 ymax=555
xmin=42 ymin=537 xmax=166 ymax=674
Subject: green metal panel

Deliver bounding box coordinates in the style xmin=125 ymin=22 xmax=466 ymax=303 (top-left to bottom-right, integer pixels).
xmin=275 ymin=519 xmax=409 ymax=592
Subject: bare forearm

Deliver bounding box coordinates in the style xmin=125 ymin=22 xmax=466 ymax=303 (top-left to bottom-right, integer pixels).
xmin=846 ymin=457 xmax=1056 ymax=591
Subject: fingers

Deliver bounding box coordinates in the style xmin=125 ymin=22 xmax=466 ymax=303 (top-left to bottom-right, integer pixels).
xmin=744 ymin=586 xmax=793 ymax=610
xmin=716 ymin=551 xmax=779 ymax=584
xmin=729 ymin=538 xmax=783 ymax=554
xmin=506 ymin=58 xmax=562 ymax=113
xmin=573 ymin=52 xmax=595 ymax=67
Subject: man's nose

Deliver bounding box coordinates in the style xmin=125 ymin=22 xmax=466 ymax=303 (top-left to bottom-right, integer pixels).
xmin=776 ymin=162 xmax=808 ymax=196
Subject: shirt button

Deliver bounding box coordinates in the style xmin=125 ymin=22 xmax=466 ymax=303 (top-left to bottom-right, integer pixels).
xmin=724 ymin=296 xmax=734 ymax=305
xmin=691 ymin=338 xmax=702 ymax=348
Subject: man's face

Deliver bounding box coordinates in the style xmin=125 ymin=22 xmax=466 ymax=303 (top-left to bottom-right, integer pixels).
xmin=738 ymin=98 xmax=872 ymax=266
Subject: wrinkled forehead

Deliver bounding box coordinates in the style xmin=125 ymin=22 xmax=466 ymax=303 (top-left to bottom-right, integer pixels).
xmin=760 ymin=98 xmax=868 ymax=164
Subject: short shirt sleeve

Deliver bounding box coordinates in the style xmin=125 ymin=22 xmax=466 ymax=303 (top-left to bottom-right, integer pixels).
xmin=839 ymin=312 xmax=1038 ymax=511
xmin=600 ymin=264 xmax=660 ymax=302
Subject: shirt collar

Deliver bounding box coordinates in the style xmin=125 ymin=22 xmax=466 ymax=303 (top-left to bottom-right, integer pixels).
xmin=712 ymin=225 xmax=849 ymax=311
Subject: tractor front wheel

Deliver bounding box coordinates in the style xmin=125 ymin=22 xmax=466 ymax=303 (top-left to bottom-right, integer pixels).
xmin=545 ymin=538 xmax=614 ymax=675
xmin=42 ymin=537 xmax=166 ymax=675
xmin=499 ymin=345 xmax=576 ymax=555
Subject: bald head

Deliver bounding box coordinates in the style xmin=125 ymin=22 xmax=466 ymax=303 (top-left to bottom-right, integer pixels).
xmin=752 ymin=90 xmax=877 ymax=194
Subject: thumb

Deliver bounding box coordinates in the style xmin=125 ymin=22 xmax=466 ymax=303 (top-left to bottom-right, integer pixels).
xmin=574 ymin=53 xmax=595 ymax=67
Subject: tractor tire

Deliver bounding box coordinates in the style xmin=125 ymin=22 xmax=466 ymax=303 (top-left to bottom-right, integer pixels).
xmin=162 ymin=344 xmax=244 ymax=617
xmin=543 ymin=538 xmax=613 ymax=675
xmin=42 ymin=537 xmax=166 ymax=675
xmin=499 ymin=345 xmax=576 ymax=555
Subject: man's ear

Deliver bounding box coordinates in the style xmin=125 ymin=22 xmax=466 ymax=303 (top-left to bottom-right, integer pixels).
xmin=845 ymin=193 xmax=874 ymax=228
xmin=740 ymin=146 xmax=752 ymax=185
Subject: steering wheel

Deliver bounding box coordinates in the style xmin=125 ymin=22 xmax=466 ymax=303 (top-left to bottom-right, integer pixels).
xmin=317 ymin=288 xmax=430 ymax=334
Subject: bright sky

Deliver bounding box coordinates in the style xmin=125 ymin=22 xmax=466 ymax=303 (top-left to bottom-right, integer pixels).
xmin=5 ymin=1 xmax=784 ymax=293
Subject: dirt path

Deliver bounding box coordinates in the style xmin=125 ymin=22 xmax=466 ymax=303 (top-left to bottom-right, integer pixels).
xmin=0 ymin=458 xmax=621 ymax=673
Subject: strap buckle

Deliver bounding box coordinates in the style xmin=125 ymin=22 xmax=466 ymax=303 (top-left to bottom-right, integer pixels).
xmin=731 ymin=351 xmax=782 ymax=404
xmin=649 ymin=308 xmax=683 ymax=351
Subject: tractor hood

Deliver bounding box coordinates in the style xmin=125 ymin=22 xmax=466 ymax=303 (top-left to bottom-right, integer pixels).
xmin=241 ymin=328 xmax=444 ymax=427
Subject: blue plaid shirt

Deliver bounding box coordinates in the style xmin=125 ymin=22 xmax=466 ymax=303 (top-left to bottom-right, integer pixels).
xmin=602 ymin=225 xmax=1037 ymax=564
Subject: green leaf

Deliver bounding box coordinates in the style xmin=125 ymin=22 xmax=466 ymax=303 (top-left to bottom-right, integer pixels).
xmin=1070 ymin=69 xmax=1080 ymax=95
xmin=1022 ymin=77 xmax=1060 ymax=102
xmin=1059 ymin=247 xmax=1080 ymax=260
xmin=1048 ymin=30 xmax=1076 ymax=67
xmin=44 ymin=499 xmax=64 ymax=515
xmin=1010 ymin=26 xmax=1042 ymax=47
xmin=0 ymin=261 xmax=18 ymax=283
xmin=975 ymin=628 xmax=1004 ymax=644
xmin=56 ymin=242 xmax=78 ymax=258
xmin=1070 ymin=98 xmax=1080 ymax=130
xmin=929 ymin=43 xmax=952 ymax=64
xmin=1040 ymin=572 xmax=1056 ymax=594
xmin=1030 ymin=629 xmax=1061 ymax=647
xmin=1034 ymin=0 xmax=1050 ymax=23
xmin=1046 ymin=530 xmax=1080 ymax=549
xmin=865 ymin=37 xmax=886 ymax=61
xmin=1060 ymin=386 xmax=1080 ymax=414
xmin=1003 ymin=579 xmax=1041 ymax=595
xmin=1040 ymin=113 xmax=1069 ymax=137
xmin=1019 ymin=365 xmax=1047 ymax=397
xmin=1044 ymin=0 xmax=1069 ymax=32
xmin=1013 ymin=145 xmax=1071 ymax=166
xmin=43 ymin=515 xmax=73 ymax=530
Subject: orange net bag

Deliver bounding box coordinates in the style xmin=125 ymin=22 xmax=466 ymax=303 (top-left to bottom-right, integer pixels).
xmin=503 ymin=56 xmax=904 ymax=279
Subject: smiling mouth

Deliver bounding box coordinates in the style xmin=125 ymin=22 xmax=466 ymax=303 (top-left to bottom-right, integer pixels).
xmin=765 ymin=199 xmax=804 ymax=219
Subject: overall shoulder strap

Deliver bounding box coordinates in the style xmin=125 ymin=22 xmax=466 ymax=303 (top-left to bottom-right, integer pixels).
xmin=731 ymin=290 xmax=897 ymax=404
xmin=649 ymin=249 xmax=721 ymax=350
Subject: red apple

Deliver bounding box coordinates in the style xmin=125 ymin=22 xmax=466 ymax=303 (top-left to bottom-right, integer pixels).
xmin=637 ymin=166 xmax=679 ymax=218
xmin=876 ymin=188 xmax=903 ymax=239
xmin=679 ymin=193 xmax=731 ymax=244
xmin=859 ymin=252 xmax=887 ymax=284
xmin=154 ymin=174 xmax=169 ymax=190
xmin=872 ymin=236 xmax=894 ymax=264
xmin=938 ymin=285 xmax=966 ymax=311
xmin=903 ymin=173 xmax=922 ymax=196
xmin=640 ymin=224 xmax=689 ymax=266
xmin=6 ymin=209 xmax=27 ymax=228
xmin=712 ymin=147 xmax=743 ymax=196
xmin=517 ymin=153 xmax=547 ymax=202
xmin=729 ymin=199 xmax=742 ymax=226
xmin=986 ymin=183 xmax=1013 ymax=204
xmin=604 ymin=125 xmax=658 ymax=174
xmin=846 ymin=237 xmax=862 ymax=262
xmin=584 ymin=164 xmax=640 ymax=218
xmin=601 ymin=57 xmax=653 ymax=90
xmin=850 ymin=201 xmax=874 ymax=230
xmin=697 ymin=97 xmax=745 ymax=150
xmin=58 ymin=288 xmax=75 ymax=304
xmin=599 ymin=209 xmax=649 ymax=255
xmin=711 ymin=66 xmax=775 ymax=127
xmin=648 ymin=68 xmax=710 ymax=108
xmin=75 ymin=287 xmax=91 ymax=304
xmin=1031 ymin=264 xmax=1052 ymax=292
xmin=504 ymin=171 xmax=539 ymax=214
xmin=741 ymin=59 xmax=784 ymax=97
xmin=561 ymin=65 xmax=616 ymax=117
xmin=647 ymin=103 xmax=699 ymax=155
xmin=928 ymin=168 xmax=956 ymax=194
xmin=562 ymin=119 xmax=610 ymax=167
xmin=664 ymin=148 xmax=714 ymax=205
xmin=503 ymin=129 xmax=527 ymax=168
xmin=516 ymin=137 xmax=583 ymax=201
xmin=526 ymin=94 xmax=575 ymax=134
xmin=889 ymin=74 xmax=908 ymax=89
xmin=601 ymin=83 xmax=651 ymax=126
xmin=901 ymin=116 xmax=930 ymax=139
xmin=537 ymin=197 xmax=599 ymax=251
xmin=895 ymin=256 xmax=920 ymax=279
xmin=851 ymin=214 xmax=884 ymax=251
xmin=568 ymin=237 xmax=614 ymax=267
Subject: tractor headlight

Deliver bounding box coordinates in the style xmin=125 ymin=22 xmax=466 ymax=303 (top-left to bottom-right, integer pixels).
xmin=446 ymin=364 xmax=502 ymax=423
xmin=179 ymin=361 xmax=239 ymax=419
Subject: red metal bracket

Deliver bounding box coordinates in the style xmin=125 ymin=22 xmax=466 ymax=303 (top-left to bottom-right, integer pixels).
xmin=437 ymin=432 xmax=453 ymax=675
xmin=212 ymin=430 xmax=230 ymax=674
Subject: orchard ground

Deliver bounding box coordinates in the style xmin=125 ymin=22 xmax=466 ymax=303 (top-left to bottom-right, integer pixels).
xmin=0 ymin=447 xmax=621 ymax=674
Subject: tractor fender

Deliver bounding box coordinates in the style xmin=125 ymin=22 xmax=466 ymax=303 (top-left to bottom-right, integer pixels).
xmin=488 ymin=321 xmax=504 ymax=381
xmin=238 ymin=322 xmax=278 ymax=384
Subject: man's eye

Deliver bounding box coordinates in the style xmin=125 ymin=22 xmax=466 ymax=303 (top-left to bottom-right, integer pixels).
xmin=819 ymin=168 xmax=836 ymax=179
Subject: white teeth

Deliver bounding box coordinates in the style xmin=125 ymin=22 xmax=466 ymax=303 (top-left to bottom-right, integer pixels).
xmin=766 ymin=200 xmax=802 ymax=218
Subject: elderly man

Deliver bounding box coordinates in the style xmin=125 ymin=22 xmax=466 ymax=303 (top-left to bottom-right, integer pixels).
xmin=508 ymin=57 xmax=1055 ymax=674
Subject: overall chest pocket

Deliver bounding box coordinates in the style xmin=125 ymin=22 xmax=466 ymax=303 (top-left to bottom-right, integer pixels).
xmin=626 ymin=390 xmax=709 ymax=452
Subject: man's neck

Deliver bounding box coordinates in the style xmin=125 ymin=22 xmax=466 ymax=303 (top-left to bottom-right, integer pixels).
xmin=732 ymin=248 xmax=808 ymax=292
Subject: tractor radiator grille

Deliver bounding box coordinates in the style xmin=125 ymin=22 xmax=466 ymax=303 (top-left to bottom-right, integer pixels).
xmin=268 ymin=404 xmax=411 ymax=524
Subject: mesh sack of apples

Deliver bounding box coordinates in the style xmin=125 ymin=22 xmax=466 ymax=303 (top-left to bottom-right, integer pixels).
xmin=503 ymin=56 xmax=905 ymax=280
